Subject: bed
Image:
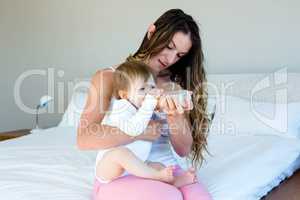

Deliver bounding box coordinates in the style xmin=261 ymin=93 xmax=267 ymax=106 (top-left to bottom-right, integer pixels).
xmin=1 ymin=72 xmax=300 ymax=200
xmin=1 ymin=126 xmax=300 ymax=200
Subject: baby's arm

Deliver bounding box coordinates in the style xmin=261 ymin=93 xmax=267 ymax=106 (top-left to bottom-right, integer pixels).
xmin=112 ymin=94 xmax=158 ymax=137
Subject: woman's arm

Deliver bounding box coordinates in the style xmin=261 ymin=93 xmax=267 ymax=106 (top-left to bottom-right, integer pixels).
xmin=167 ymin=113 xmax=193 ymax=157
xmin=157 ymin=81 xmax=193 ymax=157
xmin=77 ymin=69 xmax=161 ymax=150
xmin=77 ymin=69 xmax=133 ymax=150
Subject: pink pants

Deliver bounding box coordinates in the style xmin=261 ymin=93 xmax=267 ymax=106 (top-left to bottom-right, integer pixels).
xmin=92 ymin=165 xmax=213 ymax=200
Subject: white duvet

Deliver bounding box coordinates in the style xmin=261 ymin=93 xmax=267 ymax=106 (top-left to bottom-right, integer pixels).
xmin=174 ymin=133 xmax=300 ymax=200
xmin=0 ymin=127 xmax=96 ymax=200
xmin=1 ymin=126 xmax=300 ymax=200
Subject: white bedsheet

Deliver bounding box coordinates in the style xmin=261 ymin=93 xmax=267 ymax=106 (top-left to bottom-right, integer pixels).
xmin=174 ymin=133 xmax=300 ymax=200
xmin=0 ymin=127 xmax=97 ymax=200
xmin=1 ymin=127 xmax=300 ymax=200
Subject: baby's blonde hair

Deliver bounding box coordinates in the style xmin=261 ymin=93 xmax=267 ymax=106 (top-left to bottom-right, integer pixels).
xmin=113 ymin=60 xmax=151 ymax=99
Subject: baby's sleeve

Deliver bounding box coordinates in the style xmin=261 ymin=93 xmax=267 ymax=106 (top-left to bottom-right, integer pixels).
xmin=110 ymin=95 xmax=157 ymax=137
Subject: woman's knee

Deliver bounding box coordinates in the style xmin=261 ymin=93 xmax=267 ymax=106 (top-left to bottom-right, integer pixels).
xmin=93 ymin=175 xmax=183 ymax=200
xmin=179 ymin=181 xmax=213 ymax=200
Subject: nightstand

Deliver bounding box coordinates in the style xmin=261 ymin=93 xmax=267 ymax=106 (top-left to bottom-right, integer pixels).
xmin=262 ymin=169 xmax=300 ymax=200
xmin=0 ymin=129 xmax=31 ymax=142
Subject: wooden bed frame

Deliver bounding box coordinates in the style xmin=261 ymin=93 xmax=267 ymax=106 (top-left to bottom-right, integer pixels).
xmin=262 ymin=169 xmax=300 ymax=200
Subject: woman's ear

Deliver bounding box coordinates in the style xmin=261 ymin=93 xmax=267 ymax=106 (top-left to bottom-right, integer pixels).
xmin=147 ymin=24 xmax=156 ymax=40
xmin=118 ymin=90 xmax=128 ymax=99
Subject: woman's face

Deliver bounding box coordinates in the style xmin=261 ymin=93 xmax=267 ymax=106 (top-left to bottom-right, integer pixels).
xmin=147 ymin=31 xmax=192 ymax=75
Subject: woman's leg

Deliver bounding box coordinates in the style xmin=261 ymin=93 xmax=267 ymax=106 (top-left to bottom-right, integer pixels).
xmin=92 ymin=175 xmax=183 ymax=200
xmin=173 ymin=165 xmax=213 ymax=200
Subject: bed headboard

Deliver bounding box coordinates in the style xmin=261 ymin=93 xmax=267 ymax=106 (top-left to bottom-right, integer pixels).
xmin=206 ymin=72 xmax=300 ymax=103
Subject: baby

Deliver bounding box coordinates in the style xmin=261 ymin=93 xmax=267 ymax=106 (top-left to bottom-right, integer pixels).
xmin=95 ymin=60 xmax=196 ymax=187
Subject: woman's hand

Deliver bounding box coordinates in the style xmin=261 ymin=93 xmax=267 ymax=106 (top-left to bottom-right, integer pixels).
xmin=156 ymin=82 xmax=193 ymax=115
xmin=158 ymin=92 xmax=193 ymax=116
xmin=134 ymin=120 xmax=163 ymax=141
xmin=148 ymin=88 xmax=163 ymax=100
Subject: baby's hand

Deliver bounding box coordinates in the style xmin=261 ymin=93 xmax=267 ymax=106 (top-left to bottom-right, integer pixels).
xmin=148 ymin=88 xmax=163 ymax=100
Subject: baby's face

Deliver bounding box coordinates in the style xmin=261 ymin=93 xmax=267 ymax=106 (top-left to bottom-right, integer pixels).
xmin=128 ymin=76 xmax=156 ymax=108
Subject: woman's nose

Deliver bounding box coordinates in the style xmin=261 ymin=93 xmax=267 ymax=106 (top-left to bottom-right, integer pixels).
xmin=166 ymin=52 xmax=177 ymax=65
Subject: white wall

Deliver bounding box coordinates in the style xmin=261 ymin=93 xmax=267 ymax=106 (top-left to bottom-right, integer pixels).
xmin=0 ymin=0 xmax=299 ymax=132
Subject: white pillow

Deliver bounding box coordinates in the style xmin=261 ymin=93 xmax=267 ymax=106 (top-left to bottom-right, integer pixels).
xmin=209 ymin=95 xmax=300 ymax=138
xmin=58 ymin=91 xmax=87 ymax=127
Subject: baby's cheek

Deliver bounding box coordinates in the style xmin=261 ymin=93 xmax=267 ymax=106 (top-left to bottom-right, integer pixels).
xmin=137 ymin=96 xmax=145 ymax=105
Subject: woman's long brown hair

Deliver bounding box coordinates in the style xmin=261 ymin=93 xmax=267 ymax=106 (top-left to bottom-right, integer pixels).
xmin=129 ymin=9 xmax=209 ymax=169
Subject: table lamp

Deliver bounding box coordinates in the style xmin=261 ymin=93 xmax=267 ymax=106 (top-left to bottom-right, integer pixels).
xmin=32 ymin=95 xmax=53 ymax=131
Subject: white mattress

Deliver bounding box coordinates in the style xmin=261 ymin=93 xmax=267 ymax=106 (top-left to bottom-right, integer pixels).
xmin=1 ymin=126 xmax=300 ymax=200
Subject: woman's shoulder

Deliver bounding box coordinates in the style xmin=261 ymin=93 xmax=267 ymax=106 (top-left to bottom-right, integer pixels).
xmin=95 ymin=66 xmax=115 ymax=74
xmin=101 ymin=66 xmax=117 ymax=72
xmin=102 ymin=64 xmax=120 ymax=72
xmin=92 ymin=64 xmax=121 ymax=81
xmin=87 ymin=67 xmax=115 ymax=92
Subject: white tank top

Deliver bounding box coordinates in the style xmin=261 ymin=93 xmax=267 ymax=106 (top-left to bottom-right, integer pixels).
xmin=146 ymin=111 xmax=177 ymax=166
xmin=108 ymin=66 xmax=177 ymax=166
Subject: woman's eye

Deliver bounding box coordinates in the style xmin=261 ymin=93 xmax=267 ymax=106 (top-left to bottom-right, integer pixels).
xmin=167 ymin=45 xmax=173 ymax=50
xmin=140 ymin=87 xmax=145 ymax=91
xmin=151 ymin=86 xmax=155 ymax=89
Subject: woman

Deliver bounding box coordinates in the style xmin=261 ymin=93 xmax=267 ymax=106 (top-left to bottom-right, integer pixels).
xmin=77 ymin=9 xmax=212 ymax=200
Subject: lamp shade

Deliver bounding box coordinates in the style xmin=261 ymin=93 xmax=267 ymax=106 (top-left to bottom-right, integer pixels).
xmin=39 ymin=95 xmax=53 ymax=108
